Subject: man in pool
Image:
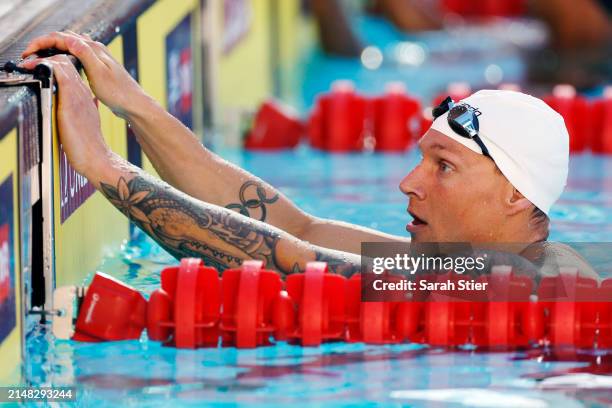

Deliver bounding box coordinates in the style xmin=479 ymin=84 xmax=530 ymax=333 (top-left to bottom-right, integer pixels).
xmin=20 ymin=31 xmax=598 ymax=278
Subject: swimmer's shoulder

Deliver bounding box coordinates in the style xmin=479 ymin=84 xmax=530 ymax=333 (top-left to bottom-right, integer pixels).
xmin=521 ymin=241 xmax=600 ymax=280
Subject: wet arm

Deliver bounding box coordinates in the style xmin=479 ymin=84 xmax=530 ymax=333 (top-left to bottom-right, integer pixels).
xmin=124 ymin=96 xmax=409 ymax=254
xmin=88 ymin=153 xmax=360 ymax=276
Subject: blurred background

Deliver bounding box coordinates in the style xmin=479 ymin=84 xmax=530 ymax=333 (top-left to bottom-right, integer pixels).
xmin=200 ymin=0 xmax=611 ymax=148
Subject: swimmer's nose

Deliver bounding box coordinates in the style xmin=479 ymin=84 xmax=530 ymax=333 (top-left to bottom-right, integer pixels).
xmin=399 ymin=167 xmax=426 ymax=200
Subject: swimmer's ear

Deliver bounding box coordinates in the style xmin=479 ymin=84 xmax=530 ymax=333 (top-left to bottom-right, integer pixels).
xmin=505 ymin=187 xmax=532 ymax=216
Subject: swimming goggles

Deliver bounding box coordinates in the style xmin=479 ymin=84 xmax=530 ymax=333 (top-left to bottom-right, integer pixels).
xmin=432 ymin=96 xmax=492 ymax=159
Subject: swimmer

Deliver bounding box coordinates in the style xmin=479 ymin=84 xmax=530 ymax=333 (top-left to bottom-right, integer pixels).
xmin=20 ymin=31 xmax=598 ymax=279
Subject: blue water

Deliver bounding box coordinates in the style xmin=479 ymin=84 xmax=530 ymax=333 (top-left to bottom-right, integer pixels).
xmin=23 ymin=148 xmax=612 ymax=407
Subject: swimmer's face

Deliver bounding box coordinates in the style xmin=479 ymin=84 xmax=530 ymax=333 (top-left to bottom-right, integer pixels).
xmin=399 ymin=130 xmax=511 ymax=243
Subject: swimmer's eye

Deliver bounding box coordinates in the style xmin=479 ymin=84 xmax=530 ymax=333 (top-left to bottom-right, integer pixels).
xmin=438 ymin=160 xmax=453 ymax=174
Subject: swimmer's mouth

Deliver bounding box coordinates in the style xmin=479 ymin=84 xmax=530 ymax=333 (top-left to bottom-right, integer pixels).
xmin=407 ymin=210 xmax=428 ymax=229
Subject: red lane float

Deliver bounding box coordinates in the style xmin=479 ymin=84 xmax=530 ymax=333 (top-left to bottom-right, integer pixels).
xmin=147 ymin=258 xmax=220 ymax=348
xmin=220 ymin=260 xmax=284 ymax=348
xmin=309 ymin=81 xmax=368 ymax=151
xmin=246 ymin=83 xmax=612 ymax=155
xmin=590 ymin=86 xmax=612 ymax=154
xmin=422 ymin=272 xmax=480 ymax=347
xmin=346 ymin=273 xmax=405 ymax=344
xmin=544 ymin=85 xmax=590 ymax=153
xmin=69 ymin=259 xmax=612 ymax=349
xmin=472 ymin=266 xmax=534 ymax=348
xmin=244 ymin=99 xmax=304 ymax=150
xmin=372 ymin=83 xmax=421 ymax=151
xmin=73 ymin=272 xmax=147 ymax=342
xmin=599 ymin=279 xmax=612 ymax=348
xmin=538 ymin=267 xmax=601 ymax=348
xmin=281 ymin=262 xmax=347 ymax=345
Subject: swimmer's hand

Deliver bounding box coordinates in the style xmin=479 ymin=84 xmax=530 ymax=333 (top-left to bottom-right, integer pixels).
xmin=42 ymin=55 xmax=113 ymax=179
xmin=21 ymin=31 xmax=147 ymax=119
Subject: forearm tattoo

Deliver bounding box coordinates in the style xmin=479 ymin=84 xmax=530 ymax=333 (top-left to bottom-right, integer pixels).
xmin=315 ymin=251 xmax=362 ymax=277
xmin=100 ymin=175 xmax=360 ymax=276
xmin=225 ymin=180 xmax=279 ymax=222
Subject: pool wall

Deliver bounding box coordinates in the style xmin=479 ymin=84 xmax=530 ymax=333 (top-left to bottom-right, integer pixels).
xmin=0 ymin=0 xmax=311 ymax=386
xmin=0 ymin=90 xmax=24 ymax=385
xmin=0 ymin=0 xmax=207 ymax=386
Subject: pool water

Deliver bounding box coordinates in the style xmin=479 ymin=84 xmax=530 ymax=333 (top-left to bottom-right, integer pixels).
xmin=24 ymin=148 xmax=612 ymax=407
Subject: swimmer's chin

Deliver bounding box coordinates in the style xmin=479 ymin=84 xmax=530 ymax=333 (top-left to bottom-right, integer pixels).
xmin=406 ymin=229 xmax=438 ymax=243
xmin=406 ymin=223 xmax=429 ymax=242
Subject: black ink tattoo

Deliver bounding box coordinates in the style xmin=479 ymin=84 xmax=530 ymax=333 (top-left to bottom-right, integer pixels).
xmin=315 ymin=250 xmax=361 ymax=277
xmin=101 ymin=176 xmax=277 ymax=271
xmin=100 ymin=175 xmax=360 ymax=276
xmin=225 ymin=180 xmax=279 ymax=221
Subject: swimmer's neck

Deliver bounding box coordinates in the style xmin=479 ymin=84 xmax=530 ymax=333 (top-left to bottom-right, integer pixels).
xmin=491 ymin=219 xmax=549 ymax=254
xmin=465 ymin=236 xmax=548 ymax=257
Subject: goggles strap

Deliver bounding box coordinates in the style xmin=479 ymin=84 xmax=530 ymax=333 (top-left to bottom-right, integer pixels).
xmin=473 ymin=135 xmax=491 ymax=158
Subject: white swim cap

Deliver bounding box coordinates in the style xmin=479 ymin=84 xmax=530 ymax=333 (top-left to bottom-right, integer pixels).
xmin=430 ymin=89 xmax=569 ymax=215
